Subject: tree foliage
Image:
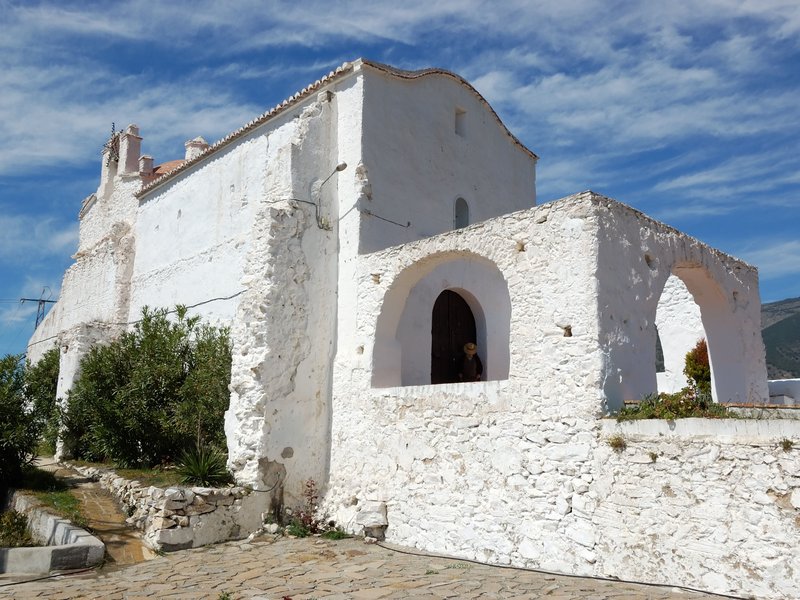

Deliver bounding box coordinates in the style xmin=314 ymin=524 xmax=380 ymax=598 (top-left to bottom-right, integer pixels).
xmin=0 ymin=354 xmax=40 ymax=491
xmin=25 ymin=347 xmax=61 ymax=455
xmin=684 ymin=339 xmax=711 ymax=394
xmin=64 ymin=307 xmax=232 ymax=468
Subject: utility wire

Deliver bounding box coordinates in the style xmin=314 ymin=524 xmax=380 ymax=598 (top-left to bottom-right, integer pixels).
xmin=25 ymin=290 xmax=247 ymax=349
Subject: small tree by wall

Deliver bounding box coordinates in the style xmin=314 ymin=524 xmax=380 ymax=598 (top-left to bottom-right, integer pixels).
xmin=684 ymin=339 xmax=711 ymax=395
xmin=63 ymin=306 xmax=232 ymax=468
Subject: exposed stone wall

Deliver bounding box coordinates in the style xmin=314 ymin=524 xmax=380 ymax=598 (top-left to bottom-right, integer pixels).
xmin=598 ymin=419 xmax=800 ymax=600
xmin=226 ymin=89 xmax=347 ymax=506
xmin=70 ymin=464 xmax=264 ymax=552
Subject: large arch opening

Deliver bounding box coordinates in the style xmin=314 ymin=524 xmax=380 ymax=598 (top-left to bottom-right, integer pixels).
xmin=431 ymin=290 xmax=477 ymax=384
xmin=648 ymin=264 xmax=744 ymax=403
xmin=654 ymin=274 xmax=705 ymax=394
xmin=371 ymin=252 xmax=509 ymax=387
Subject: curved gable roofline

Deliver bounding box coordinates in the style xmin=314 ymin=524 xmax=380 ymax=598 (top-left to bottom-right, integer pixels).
xmin=361 ymin=60 xmax=538 ymax=162
xmin=136 ymin=58 xmax=538 ymax=198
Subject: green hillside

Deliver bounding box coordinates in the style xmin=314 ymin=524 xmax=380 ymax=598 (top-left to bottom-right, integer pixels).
xmin=762 ymin=297 xmax=800 ymax=379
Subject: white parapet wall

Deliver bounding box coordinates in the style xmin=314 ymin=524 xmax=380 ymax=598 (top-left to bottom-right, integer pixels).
xmin=1 ymin=492 xmax=105 ymax=574
xmin=769 ymin=379 xmax=800 ymax=404
xmin=599 ymin=419 xmax=800 ymax=599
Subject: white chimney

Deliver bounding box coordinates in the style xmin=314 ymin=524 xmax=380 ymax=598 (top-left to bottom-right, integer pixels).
xmin=139 ymin=155 xmax=154 ymax=176
xmin=184 ymin=136 xmax=210 ymax=161
xmin=118 ymin=124 xmax=142 ymax=174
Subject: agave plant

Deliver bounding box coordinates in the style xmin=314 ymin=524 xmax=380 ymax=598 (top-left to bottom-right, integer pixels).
xmin=177 ymin=444 xmax=232 ymax=486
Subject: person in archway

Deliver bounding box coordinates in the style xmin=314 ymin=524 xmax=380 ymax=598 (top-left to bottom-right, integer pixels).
xmin=459 ymin=342 xmax=483 ymax=382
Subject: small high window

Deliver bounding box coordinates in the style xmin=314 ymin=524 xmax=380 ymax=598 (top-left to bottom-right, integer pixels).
xmin=454 ymin=197 xmax=469 ymax=229
xmin=455 ymin=108 xmax=466 ymax=136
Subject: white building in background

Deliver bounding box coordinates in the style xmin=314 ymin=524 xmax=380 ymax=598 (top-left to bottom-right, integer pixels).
xmin=30 ymin=59 xmax=797 ymax=599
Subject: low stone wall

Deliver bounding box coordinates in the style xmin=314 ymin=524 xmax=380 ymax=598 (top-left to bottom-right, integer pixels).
xmin=69 ymin=464 xmax=267 ymax=551
xmin=1 ymin=492 xmax=104 ymax=574
xmin=598 ymin=419 xmax=800 ymax=600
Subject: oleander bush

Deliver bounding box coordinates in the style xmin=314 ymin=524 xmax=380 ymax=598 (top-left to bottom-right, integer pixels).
xmin=0 ymin=354 xmax=39 ymax=493
xmin=25 ymin=347 xmax=61 ymax=455
xmin=64 ymin=306 xmax=232 ymax=468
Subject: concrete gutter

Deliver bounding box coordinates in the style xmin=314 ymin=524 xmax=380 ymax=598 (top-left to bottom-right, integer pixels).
xmin=0 ymin=491 xmax=104 ymax=574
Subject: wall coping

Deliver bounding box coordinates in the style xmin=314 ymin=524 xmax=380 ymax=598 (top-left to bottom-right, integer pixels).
xmin=0 ymin=491 xmax=105 ymax=574
xmin=601 ymin=417 xmax=800 ymax=443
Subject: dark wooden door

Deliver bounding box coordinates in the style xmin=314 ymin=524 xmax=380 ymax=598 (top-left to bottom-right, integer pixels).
xmin=431 ymin=290 xmax=477 ymax=384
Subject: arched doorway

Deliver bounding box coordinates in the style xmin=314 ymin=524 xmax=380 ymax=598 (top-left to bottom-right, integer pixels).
xmin=431 ymin=290 xmax=476 ymax=384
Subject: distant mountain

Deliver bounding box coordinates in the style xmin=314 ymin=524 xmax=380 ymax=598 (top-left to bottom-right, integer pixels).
xmin=762 ymin=297 xmax=800 ymax=379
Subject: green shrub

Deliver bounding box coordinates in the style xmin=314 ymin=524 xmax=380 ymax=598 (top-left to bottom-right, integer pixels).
xmin=0 ymin=354 xmax=42 ymax=493
xmin=24 ymin=347 xmax=61 ymax=455
xmin=618 ymin=388 xmax=730 ymax=421
xmin=0 ymin=510 xmax=37 ymax=548
xmin=64 ymin=306 xmax=232 ymax=467
xmin=177 ymin=444 xmax=232 ymax=486
xmin=321 ymin=527 xmax=351 ymax=540
xmin=684 ymin=339 xmax=711 ymax=394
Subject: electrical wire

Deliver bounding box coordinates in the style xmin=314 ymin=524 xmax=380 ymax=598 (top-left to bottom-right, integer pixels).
xmin=374 ymin=542 xmax=749 ymax=600
xmin=25 ymin=290 xmax=247 ymax=350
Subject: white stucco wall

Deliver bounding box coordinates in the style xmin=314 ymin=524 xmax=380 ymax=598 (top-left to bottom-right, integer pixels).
xmin=655 ymin=274 xmax=705 ymax=393
xmin=327 ymin=193 xmax=606 ymax=565
xmin=324 ymin=192 xmax=780 ymax=598
xmin=130 ymin=131 xmax=270 ymax=324
xmin=225 ymin=77 xmax=363 ymax=507
xmin=357 ymin=65 xmax=537 ymax=254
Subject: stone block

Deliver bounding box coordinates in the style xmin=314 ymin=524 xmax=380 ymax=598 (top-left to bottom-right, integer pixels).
xmin=155 ymin=526 xmax=193 ymax=546
xmin=355 ymin=501 xmax=388 ymax=528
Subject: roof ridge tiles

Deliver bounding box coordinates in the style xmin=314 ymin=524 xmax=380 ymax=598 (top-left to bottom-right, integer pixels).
xmin=136 ymin=58 xmax=536 ymax=198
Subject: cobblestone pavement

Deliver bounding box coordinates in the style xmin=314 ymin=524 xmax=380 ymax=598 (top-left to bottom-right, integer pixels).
xmin=0 ymin=535 xmax=733 ymax=600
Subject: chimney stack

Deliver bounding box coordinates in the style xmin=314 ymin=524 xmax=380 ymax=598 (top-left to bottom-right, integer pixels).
xmin=139 ymin=155 xmax=154 ymax=177
xmin=118 ymin=124 xmax=142 ymax=174
xmin=184 ymin=136 xmax=210 ymax=161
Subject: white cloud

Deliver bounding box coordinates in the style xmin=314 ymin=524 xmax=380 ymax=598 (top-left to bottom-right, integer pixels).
xmin=0 ymin=215 xmax=78 ymax=264
xmin=737 ymin=240 xmax=800 ymax=280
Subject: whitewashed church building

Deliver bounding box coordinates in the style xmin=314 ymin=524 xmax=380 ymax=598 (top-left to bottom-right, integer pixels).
xmin=30 ymin=60 xmax=800 ymax=599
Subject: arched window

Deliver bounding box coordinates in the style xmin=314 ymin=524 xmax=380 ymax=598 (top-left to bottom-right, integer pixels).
xmin=454 ymin=197 xmax=469 ymax=229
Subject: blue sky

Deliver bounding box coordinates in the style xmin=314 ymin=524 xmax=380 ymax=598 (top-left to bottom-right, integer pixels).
xmin=1 ymin=0 xmax=799 ymax=356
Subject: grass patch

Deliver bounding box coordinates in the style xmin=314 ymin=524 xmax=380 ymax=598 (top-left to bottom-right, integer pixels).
xmin=17 ymin=467 xmax=88 ymax=529
xmin=29 ymin=490 xmax=88 ymax=529
xmin=69 ymin=459 xmax=185 ymax=488
xmin=115 ymin=467 xmax=183 ymax=488
xmin=321 ymin=528 xmax=351 ymax=540
xmin=286 ymin=521 xmax=310 ymax=538
xmin=607 ymin=434 xmax=627 ymax=452
xmin=0 ymin=510 xmax=39 ymax=548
